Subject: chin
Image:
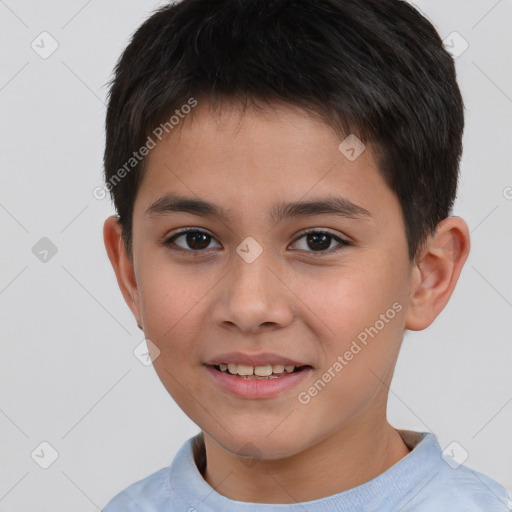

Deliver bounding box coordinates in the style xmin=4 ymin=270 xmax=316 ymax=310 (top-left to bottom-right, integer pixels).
xmin=208 ymin=426 xmax=311 ymax=462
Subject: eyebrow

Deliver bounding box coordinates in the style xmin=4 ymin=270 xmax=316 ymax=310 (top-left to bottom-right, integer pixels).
xmin=145 ymin=193 xmax=371 ymax=223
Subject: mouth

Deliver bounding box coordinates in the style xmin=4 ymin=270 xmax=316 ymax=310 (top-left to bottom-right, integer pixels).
xmin=209 ymin=363 xmax=311 ymax=380
xmin=204 ymin=352 xmax=314 ymax=398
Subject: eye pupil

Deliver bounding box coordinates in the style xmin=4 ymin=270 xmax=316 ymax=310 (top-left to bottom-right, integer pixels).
xmin=187 ymin=231 xmax=210 ymax=250
xmin=307 ymin=233 xmax=331 ymax=251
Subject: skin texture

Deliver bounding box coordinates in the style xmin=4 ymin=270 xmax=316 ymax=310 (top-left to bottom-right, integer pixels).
xmin=103 ymin=100 xmax=470 ymax=504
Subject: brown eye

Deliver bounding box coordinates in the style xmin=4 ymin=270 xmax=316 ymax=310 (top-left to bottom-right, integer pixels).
xmin=165 ymin=229 xmax=221 ymax=251
xmin=306 ymin=232 xmax=332 ymax=251
xmin=290 ymin=230 xmax=350 ymax=253
xmin=183 ymin=231 xmax=211 ymax=250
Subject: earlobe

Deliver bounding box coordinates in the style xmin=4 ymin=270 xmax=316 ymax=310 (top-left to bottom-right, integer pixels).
xmin=103 ymin=215 xmax=143 ymax=329
xmin=405 ymin=217 xmax=470 ymax=331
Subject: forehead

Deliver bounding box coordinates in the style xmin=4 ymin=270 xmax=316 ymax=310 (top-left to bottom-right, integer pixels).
xmin=134 ymin=100 xmax=397 ymax=226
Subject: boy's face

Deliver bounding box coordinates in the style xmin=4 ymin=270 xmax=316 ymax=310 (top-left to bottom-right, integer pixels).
xmin=118 ymin=101 xmax=419 ymax=459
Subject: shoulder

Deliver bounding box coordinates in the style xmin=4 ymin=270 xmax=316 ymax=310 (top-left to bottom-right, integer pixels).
xmin=102 ymin=435 xmax=200 ymax=512
xmin=102 ymin=467 xmax=171 ymax=512
xmin=400 ymin=439 xmax=510 ymax=510
xmin=430 ymin=463 xmax=510 ymax=511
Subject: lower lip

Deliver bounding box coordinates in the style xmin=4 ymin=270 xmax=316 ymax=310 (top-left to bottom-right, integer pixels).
xmin=205 ymin=365 xmax=313 ymax=399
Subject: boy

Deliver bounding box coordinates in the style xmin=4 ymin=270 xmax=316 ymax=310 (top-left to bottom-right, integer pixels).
xmin=101 ymin=0 xmax=511 ymax=510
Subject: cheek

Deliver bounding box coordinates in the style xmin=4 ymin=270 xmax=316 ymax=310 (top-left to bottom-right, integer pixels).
xmin=140 ymin=263 xmax=209 ymax=409
xmin=298 ymin=259 xmax=404 ymax=337
xmin=136 ymin=253 xmax=214 ymax=340
xmin=297 ymin=256 xmax=407 ymax=377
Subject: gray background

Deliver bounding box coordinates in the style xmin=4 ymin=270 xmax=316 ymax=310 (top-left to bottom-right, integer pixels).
xmin=0 ymin=0 xmax=511 ymax=510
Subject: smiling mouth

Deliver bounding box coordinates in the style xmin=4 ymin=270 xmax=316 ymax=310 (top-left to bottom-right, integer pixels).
xmin=210 ymin=363 xmax=310 ymax=379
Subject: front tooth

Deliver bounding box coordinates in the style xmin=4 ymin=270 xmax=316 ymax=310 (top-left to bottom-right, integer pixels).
xmin=272 ymin=364 xmax=285 ymax=374
xmin=284 ymin=365 xmax=295 ymax=373
xmin=227 ymin=363 xmax=238 ymax=374
xmin=219 ymin=363 xmax=228 ymax=371
xmin=236 ymin=364 xmax=254 ymax=376
xmin=254 ymin=365 xmax=273 ymax=377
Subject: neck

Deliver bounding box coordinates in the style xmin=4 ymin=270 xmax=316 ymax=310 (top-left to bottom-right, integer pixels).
xmin=200 ymin=419 xmax=411 ymax=504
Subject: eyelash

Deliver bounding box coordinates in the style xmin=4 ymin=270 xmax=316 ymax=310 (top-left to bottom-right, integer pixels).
xmin=162 ymin=228 xmax=351 ymax=256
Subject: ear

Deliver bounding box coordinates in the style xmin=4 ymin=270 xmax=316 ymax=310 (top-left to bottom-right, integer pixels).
xmin=405 ymin=216 xmax=470 ymax=331
xmin=103 ymin=216 xmax=143 ymax=330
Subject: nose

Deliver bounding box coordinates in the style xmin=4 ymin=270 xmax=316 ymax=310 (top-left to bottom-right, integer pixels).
xmin=210 ymin=247 xmax=295 ymax=334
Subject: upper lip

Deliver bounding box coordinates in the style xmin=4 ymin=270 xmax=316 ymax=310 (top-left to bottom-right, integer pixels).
xmin=205 ymin=351 xmax=310 ymax=367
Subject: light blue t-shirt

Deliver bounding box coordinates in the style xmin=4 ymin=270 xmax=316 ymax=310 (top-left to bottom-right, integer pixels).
xmin=103 ymin=430 xmax=511 ymax=511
